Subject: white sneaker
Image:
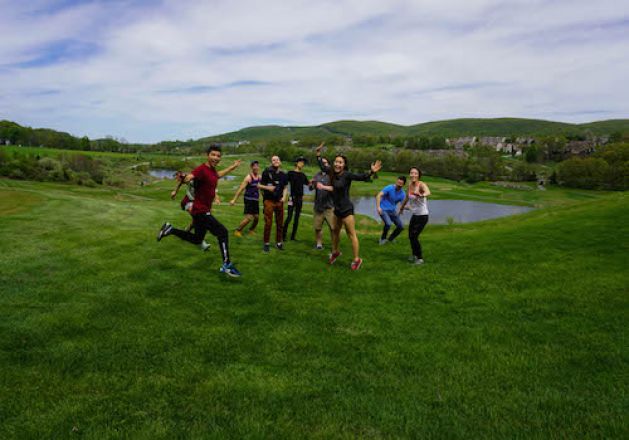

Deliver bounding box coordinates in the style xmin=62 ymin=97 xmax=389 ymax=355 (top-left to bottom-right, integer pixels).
xmin=379 ymin=239 xmax=388 ymax=245
xmin=414 ymin=258 xmax=425 ymax=265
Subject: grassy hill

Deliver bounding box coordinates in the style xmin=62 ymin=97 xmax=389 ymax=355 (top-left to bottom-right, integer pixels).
xmin=0 ymin=173 xmax=626 ymax=438
xmin=4 ymin=118 xmax=628 ymax=148
xmin=408 ymin=118 xmax=582 ymax=137
xmin=205 ymin=118 xmax=629 ymax=142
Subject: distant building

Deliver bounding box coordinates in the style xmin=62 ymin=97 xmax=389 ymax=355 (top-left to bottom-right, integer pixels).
xmin=446 ymin=136 xmax=477 ymax=149
xmin=424 ymin=149 xmax=468 ymax=158
xmin=446 ymin=135 xmax=534 ymax=156
xmin=566 ymin=140 xmax=596 ymax=156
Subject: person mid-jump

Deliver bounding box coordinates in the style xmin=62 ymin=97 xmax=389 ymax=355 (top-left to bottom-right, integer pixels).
xmin=157 ymin=145 xmax=242 ymax=277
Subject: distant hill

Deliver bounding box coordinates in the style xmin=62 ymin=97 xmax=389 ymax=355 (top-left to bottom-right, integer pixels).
xmin=204 ymin=118 xmax=629 ymax=142
xmin=2 ymin=118 xmax=628 ymax=150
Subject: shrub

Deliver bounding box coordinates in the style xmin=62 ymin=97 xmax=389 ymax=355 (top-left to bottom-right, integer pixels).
xmin=556 ymin=158 xmax=609 ymax=189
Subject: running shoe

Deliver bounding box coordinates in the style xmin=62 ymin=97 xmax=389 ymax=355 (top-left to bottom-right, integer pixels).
xmin=379 ymin=239 xmax=388 ymax=245
xmin=247 ymin=230 xmax=256 ymax=236
xmin=263 ymin=243 xmax=270 ymax=253
xmin=199 ymin=241 xmax=210 ymax=251
xmin=234 ymin=230 xmax=243 ymax=238
xmin=414 ymin=258 xmax=425 ymax=265
xmin=315 ymin=244 xmax=324 ymax=250
xmin=328 ymin=251 xmax=341 ymax=265
xmin=350 ymin=258 xmax=363 ymax=271
xmin=157 ymin=222 xmax=172 ymax=241
xmin=220 ymin=262 xmax=242 ymax=277
xmin=276 ymin=242 xmax=284 ymax=251
xmin=408 ymin=255 xmax=416 ymax=262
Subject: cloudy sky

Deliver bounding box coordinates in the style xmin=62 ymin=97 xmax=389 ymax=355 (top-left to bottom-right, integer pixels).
xmin=1 ymin=0 xmax=628 ymax=143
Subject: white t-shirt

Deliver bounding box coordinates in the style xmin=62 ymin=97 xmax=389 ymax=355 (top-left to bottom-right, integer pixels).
xmin=408 ymin=183 xmax=429 ymax=216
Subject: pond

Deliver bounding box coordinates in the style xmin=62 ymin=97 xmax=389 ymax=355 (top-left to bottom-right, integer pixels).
xmin=148 ymin=169 xmax=176 ymax=179
xmin=351 ymin=197 xmax=534 ymax=225
xmin=149 ymin=169 xmax=236 ymax=181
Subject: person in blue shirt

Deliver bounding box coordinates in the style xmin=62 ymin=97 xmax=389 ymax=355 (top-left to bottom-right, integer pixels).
xmin=376 ymin=176 xmax=407 ymax=244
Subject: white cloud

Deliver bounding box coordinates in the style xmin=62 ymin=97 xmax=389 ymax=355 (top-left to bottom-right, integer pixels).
xmin=0 ymin=0 xmax=628 ymax=142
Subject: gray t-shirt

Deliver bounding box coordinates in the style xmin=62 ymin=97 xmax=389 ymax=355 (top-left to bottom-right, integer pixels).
xmin=312 ymin=171 xmax=334 ymax=212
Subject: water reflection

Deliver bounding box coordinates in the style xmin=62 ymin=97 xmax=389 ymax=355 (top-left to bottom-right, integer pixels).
xmin=149 ymin=169 xmax=236 ymax=181
xmin=352 ymin=196 xmax=533 ymax=225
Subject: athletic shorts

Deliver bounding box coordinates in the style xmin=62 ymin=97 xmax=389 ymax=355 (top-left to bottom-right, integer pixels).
xmin=334 ymin=208 xmax=354 ymax=219
xmin=244 ymin=198 xmax=259 ymax=215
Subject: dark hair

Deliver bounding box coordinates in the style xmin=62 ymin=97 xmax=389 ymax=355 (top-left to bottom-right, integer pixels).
xmin=335 ymin=155 xmax=348 ymax=171
xmin=206 ymin=144 xmax=222 ymax=154
xmin=397 ymin=175 xmax=407 ymax=184
xmin=330 ymin=155 xmax=349 ymax=184
xmin=410 ymin=167 xmax=422 ymax=178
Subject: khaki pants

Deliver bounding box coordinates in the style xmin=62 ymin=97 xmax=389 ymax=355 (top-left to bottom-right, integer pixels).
xmin=313 ymin=208 xmax=335 ymax=231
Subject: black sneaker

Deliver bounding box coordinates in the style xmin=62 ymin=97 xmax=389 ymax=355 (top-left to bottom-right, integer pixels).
xmin=220 ymin=262 xmax=242 ymax=277
xmin=276 ymin=242 xmax=284 ymax=251
xmin=263 ymin=243 xmax=270 ymax=253
xmin=157 ymin=222 xmax=172 ymax=241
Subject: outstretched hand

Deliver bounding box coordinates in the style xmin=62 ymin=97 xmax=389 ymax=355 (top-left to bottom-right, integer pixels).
xmin=315 ymin=142 xmax=325 ymax=155
xmin=232 ymin=159 xmax=242 ymax=168
xmin=371 ymin=160 xmax=382 ymax=174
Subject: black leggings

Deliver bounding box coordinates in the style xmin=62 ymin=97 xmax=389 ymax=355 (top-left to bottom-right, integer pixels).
xmin=283 ymin=196 xmax=303 ymax=240
xmin=171 ymin=213 xmax=230 ymax=263
xmin=409 ymin=215 xmax=428 ymax=259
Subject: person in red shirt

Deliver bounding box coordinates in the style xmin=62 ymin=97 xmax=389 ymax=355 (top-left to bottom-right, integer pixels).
xmin=169 ymin=170 xmax=210 ymax=251
xmin=157 ymin=145 xmax=242 ymax=277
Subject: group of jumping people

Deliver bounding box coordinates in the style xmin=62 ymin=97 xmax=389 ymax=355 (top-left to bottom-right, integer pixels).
xmin=156 ymin=143 xmax=430 ymax=277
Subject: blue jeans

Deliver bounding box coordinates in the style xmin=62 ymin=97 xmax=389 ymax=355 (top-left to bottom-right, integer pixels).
xmin=380 ymin=209 xmax=404 ymax=241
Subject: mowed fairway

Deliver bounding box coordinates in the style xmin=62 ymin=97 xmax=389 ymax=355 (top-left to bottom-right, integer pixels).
xmin=0 ymin=177 xmax=627 ymax=439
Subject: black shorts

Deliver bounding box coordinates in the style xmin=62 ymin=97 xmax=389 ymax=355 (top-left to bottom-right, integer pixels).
xmin=244 ymin=199 xmax=259 ymax=215
xmin=334 ymin=208 xmax=354 ymax=219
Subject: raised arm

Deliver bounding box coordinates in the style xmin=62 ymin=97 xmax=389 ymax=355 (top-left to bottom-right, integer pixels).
xmin=315 ymin=142 xmax=330 ymax=172
xmin=218 ymin=159 xmax=242 ymax=178
xmin=348 ymin=160 xmax=382 ymax=182
xmin=230 ymin=174 xmax=251 ymax=205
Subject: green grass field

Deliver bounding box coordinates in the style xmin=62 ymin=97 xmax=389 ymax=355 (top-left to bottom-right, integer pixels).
xmin=0 ymin=173 xmax=627 ymax=438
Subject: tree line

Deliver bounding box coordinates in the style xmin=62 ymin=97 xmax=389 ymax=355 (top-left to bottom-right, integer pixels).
xmin=2 ymin=120 xmax=626 ymax=190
